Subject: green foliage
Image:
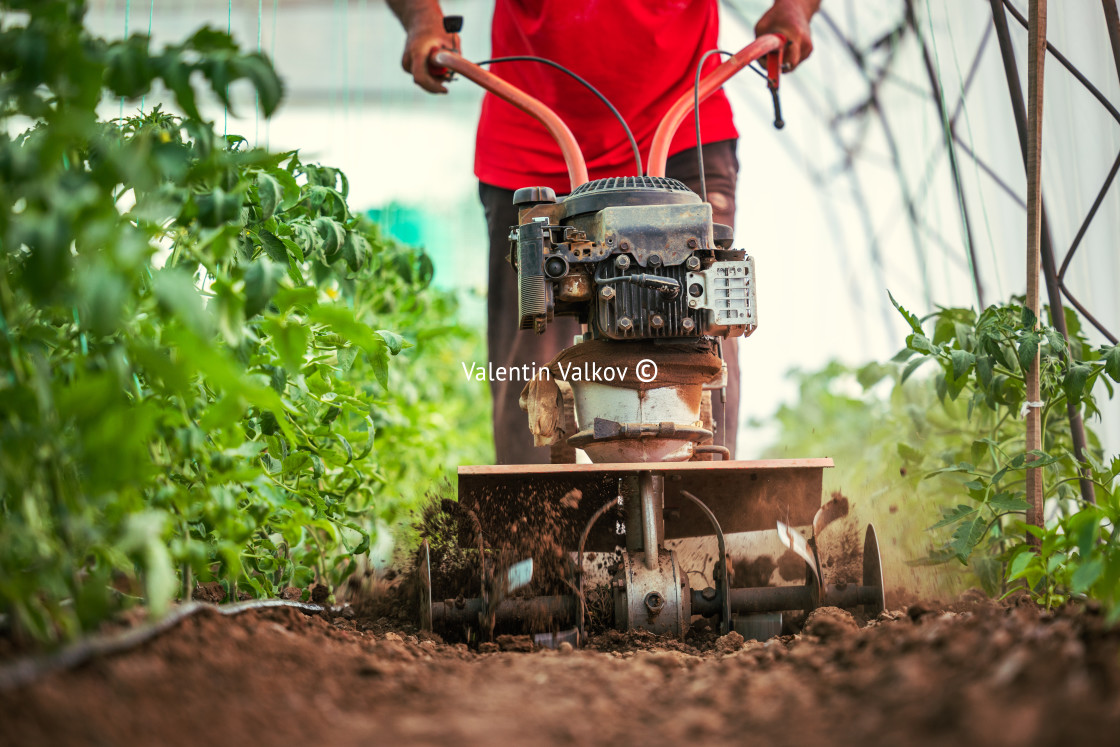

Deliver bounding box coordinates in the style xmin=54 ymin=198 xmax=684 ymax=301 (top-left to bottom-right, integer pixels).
xmin=1 ymin=1 xmax=490 ymax=643
xmin=757 ymin=359 xmax=981 ymax=601
xmin=758 ymin=296 xmax=1119 ymax=616
xmin=888 ymin=294 xmax=1120 ymax=619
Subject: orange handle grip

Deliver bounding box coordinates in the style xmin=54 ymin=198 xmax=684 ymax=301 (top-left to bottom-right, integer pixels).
xmin=431 ymin=49 xmax=589 ymax=191
xmin=646 ymin=34 xmax=786 ymax=178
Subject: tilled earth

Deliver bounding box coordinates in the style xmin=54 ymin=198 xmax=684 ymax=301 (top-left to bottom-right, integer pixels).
xmin=2 ymin=595 xmax=1119 ymax=746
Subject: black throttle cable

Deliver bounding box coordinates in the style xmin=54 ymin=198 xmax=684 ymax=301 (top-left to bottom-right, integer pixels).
xmin=694 ymin=49 xmax=773 ymax=203
xmin=476 ymin=55 xmax=644 ymax=177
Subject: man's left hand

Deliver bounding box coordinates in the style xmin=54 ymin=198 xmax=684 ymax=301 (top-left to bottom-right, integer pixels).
xmin=755 ymin=0 xmax=820 ymax=71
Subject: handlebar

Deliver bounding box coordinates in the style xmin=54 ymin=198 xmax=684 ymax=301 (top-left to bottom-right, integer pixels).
xmin=646 ymin=34 xmax=785 ymax=177
xmin=426 ymin=33 xmax=787 ymax=191
xmin=430 ymin=49 xmax=590 ymax=191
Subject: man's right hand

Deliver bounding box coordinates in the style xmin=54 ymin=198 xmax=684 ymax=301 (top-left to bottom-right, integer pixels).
xmin=388 ymin=0 xmax=457 ymax=94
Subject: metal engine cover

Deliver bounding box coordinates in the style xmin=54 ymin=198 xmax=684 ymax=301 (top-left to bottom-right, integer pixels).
xmin=511 ymin=176 xmax=755 ymax=340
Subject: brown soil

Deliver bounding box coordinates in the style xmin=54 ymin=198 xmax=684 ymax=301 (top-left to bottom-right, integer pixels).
xmin=3 ymin=596 xmax=1119 ymax=746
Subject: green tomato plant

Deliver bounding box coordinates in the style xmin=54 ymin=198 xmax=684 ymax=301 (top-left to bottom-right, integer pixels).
xmin=890 ymin=294 xmax=1119 ymax=617
xmin=759 ymin=294 xmax=1118 ymax=619
xmin=1 ymin=0 xmax=491 ymax=644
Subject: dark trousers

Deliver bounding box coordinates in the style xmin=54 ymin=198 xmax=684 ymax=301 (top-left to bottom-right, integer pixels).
xmin=480 ymin=139 xmax=741 ymax=465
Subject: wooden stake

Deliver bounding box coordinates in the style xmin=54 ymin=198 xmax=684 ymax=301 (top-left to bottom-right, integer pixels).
xmin=1026 ymin=0 xmax=1047 ymax=544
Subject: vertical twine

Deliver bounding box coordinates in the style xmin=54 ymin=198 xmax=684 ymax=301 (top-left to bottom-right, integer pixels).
xmin=140 ymin=0 xmax=155 ymax=114
xmin=358 ymin=0 xmax=367 ymax=112
xmin=224 ymin=0 xmax=232 ymax=138
xmin=256 ymin=0 xmax=262 ymax=146
xmin=119 ymin=0 xmax=132 ymax=122
xmin=267 ymin=0 xmax=278 ymax=150
xmin=342 ymin=0 xmax=349 ymax=121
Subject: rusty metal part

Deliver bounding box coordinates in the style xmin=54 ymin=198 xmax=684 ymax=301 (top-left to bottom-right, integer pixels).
xmin=679 ymin=489 xmax=730 ymax=635
xmin=510 ymin=177 xmax=751 ymax=341
xmin=681 ymin=523 xmax=883 ymax=625
xmin=823 ymin=583 xmax=883 ymax=610
xmin=557 ymin=274 xmax=592 ymax=302
xmin=612 ymin=548 xmax=689 ymax=636
xmin=566 ymin=385 xmax=702 ymax=463
xmin=567 ymin=419 xmax=712 ymax=448
xmin=812 ymin=495 xmax=850 ymax=538
xmin=431 ymin=50 xmax=588 ymax=190
xmin=862 ymin=524 xmax=887 ymax=617
xmin=589 ymin=203 xmax=711 ymax=267
xmin=433 ymin=595 xmax=578 ymax=630
xmin=549 ymin=379 xmax=578 ymax=465
xmin=591 ymin=255 xmax=749 ymax=340
xmin=695 ymin=390 xmax=715 ymax=461
xmin=419 ymin=539 xmax=432 ymax=633
xmin=733 ymin=613 xmax=782 ymax=641
xmin=647 ymin=34 xmax=784 ymax=176
xmin=776 ymin=520 xmax=823 ymax=595
xmin=459 ymin=459 xmax=830 ymax=552
xmin=692 ymin=445 xmax=730 ymax=460
xmin=691 ymin=582 xmax=881 ymax=617
xmin=638 ymin=473 xmax=665 ymax=570
xmin=577 ymin=496 xmax=623 ymax=641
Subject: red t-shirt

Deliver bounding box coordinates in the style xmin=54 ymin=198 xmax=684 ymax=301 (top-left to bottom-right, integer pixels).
xmin=474 ymin=0 xmax=738 ymax=193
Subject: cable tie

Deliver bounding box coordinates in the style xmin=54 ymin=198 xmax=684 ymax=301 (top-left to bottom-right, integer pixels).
xmin=1020 ymin=400 xmax=1044 ymax=417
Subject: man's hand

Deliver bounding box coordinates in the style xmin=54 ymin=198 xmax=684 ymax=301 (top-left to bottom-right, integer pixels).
xmin=388 ymin=0 xmax=457 ymax=94
xmin=755 ymin=0 xmax=821 ymax=71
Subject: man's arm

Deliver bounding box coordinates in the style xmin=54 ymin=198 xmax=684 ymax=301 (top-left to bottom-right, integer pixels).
xmin=387 ymin=0 xmax=456 ymax=93
xmin=755 ymin=0 xmax=821 ymax=70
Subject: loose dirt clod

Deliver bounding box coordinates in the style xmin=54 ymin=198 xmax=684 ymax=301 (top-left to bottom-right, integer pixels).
xmin=715 ymin=630 xmax=745 ymax=654
xmin=191 ymin=582 xmax=225 ymax=604
xmin=496 ymin=634 xmax=534 ymax=652
xmin=279 ymin=586 xmax=302 ymax=601
xmin=803 ymin=606 xmax=858 ymax=640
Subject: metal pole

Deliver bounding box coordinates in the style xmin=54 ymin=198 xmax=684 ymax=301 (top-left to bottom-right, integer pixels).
xmin=1025 ymin=0 xmax=1047 ymax=540
xmin=1102 ymin=0 xmax=1120 ymax=86
xmin=905 ymin=0 xmax=985 ymax=309
xmin=990 ymin=0 xmax=1095 ymax=505
xmin=638 ymin=472 xmax=664 ymax=570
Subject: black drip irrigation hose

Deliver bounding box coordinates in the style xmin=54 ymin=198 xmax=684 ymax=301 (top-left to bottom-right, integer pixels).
xmin=476 ymin=55 xmax=644 ymax=177
xmin=0 ymin=599 xmax=347 ymax=692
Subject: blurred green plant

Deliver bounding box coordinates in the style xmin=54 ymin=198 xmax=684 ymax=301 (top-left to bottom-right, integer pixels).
xmin=889 ymin=295 xmax=1119 ymax=619
xmin=1 ymin=0 xmax=490 ymax=644
xmin=761 ymin=296 xmax=1118 ymax=620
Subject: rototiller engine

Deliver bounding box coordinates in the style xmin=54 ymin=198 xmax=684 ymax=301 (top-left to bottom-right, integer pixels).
xmin=418 ymin=22 xmax=885 ymax=644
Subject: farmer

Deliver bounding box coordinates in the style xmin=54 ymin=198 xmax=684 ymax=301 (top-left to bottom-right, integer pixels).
xmin=388 ymin=0 xmax=821 ymax=464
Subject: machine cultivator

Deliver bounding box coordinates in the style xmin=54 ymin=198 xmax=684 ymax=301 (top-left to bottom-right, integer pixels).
xmin=419 ymin=19 xmax=885 ymax=646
